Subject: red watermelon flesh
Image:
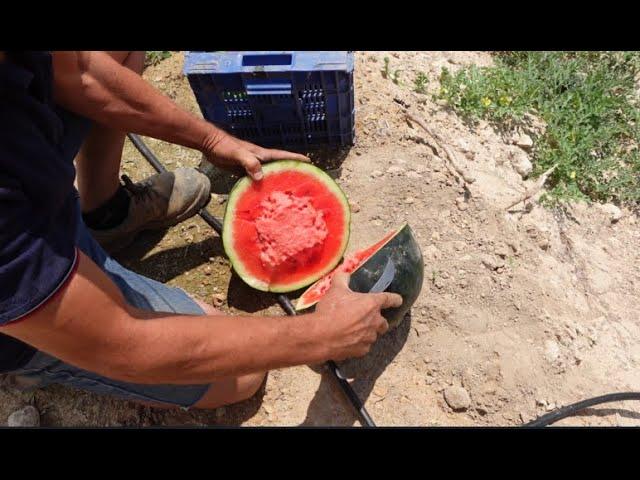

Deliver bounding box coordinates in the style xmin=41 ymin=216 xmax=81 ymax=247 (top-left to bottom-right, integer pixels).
xmin=223 ymin=161 xmax=350 ymax=293
xmin=295 ymin=227 xmax=399 ymax=310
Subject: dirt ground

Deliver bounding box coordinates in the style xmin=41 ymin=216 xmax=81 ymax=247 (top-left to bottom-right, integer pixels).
xmin=2 ymin=51 xmax=640 ymax=427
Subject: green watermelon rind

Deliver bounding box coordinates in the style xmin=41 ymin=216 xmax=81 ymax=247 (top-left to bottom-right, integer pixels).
xmin=295 ymin=223 xmax=425 ymax=328
xmin=295 ymin=223 xmax=405 ymax=311
xmin=222 ymin=160 xmax=351 ymax=293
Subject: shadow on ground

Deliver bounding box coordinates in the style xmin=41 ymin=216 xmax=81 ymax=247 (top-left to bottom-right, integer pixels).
xmin=226 ymin=272 xmax=280 ymax=313
xmin=116 ymin=235 xmax=225 ymax=283
xmin=301 ymin=314 xmax=412 ymax=426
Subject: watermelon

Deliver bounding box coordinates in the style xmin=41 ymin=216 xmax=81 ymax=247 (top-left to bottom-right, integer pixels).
xmin=222 ymin=161 xmax=351 ymax=292
xmin=296 ymin=224 xmax=424 ymax=327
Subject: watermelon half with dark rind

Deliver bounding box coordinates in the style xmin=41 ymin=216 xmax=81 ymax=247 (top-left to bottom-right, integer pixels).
xmin=296 ymin=223 xmax=424 ymax=328
xmin=222 ymin=160 xmax=351 ymax=293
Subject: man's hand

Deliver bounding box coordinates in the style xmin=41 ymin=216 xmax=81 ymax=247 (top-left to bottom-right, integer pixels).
xmin=202 ymin=130 xmax=309 ymax=181
xmin=312 ymin=273 xmax=403 ymax=361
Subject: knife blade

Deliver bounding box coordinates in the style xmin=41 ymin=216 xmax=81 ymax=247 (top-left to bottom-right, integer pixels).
xmin=368 ymin=257 xmax=396 ymax=294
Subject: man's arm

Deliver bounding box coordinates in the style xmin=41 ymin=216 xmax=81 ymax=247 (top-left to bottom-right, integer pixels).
xmin=0 ymin=253 xmax=399 ymax=384
xmin=51 ymin=51 xmax=308 ymax=180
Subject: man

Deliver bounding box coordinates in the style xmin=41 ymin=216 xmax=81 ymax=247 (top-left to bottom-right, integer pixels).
xmin=0 ymin=51 xmax=400 ymax=411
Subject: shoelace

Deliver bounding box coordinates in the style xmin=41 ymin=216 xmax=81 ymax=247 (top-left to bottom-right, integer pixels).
xmin=121 ymin=174 xmax=156 ymax=203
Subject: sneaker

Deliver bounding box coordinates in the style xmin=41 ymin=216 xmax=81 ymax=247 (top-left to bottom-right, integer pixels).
xmin=89 ymin=167 xmax=211 ymax=253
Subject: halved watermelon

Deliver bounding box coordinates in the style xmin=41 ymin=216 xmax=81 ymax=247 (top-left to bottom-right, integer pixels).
xmin=222 ymin=161 xmax=351 ymax=292
xmin=296 ymin=223 xmax=424 ymax=327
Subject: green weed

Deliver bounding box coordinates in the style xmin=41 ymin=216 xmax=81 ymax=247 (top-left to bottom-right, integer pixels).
xmin=437 ymin=51 xmax=640 ymax=205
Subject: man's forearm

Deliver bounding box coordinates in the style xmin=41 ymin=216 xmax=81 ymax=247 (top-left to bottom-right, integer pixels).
xmin=1 ymin=252 xmax=329 ymax=385
xmin=121 ymin=308 xmax=328 ymax=384
xmin=51 ymin=51 xmax=219 ymax=152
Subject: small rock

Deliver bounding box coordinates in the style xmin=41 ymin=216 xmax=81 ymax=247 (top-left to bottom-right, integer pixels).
xmin=513 ymin=132 xmax=534 ymax=150
xmin=443 ymin=386 xmax=471 ymax=411
xmin=349 ymin=202 xmax=361 ymax=213
xmin=494 ymin=244 xmax=509 ymax=258
xmin=406 ymin=171 xmax=423 ymax=179
xmin=405 ymin=197 xmax=415 ymax=204
xmin=386 ymin=166 xmax=405 ymax=175
xmin=510 ymin=150 xmax=533 ymax=177
xmin=370 ymin=170 xmax=384 ymax=178
xmin=212 ymin=193 xmax=227 ymax=205
xmin=455 ymin=197 xmax=467 ymax=211
xmin=431 ymin=232 xmax=441 ymax=241
xmin=600 ymin=203 xmax=623 ymax=223
xmin=544 ymin=340 xmax=560 ymax=362
xmin=203 ymin=266 xmax=212 ymax=276
xmin=7 ymin=406 xmax=40 ymax=427
xmin=481 ymin=254 xmax=504 ymax=271
xmin=212 ymin=293 xmax=226 ymax=307
xmin=420 ymin=309 xmax=427 ymax=316
xmin=373 ymin=386 xmax=388 ymax=398
xmin=537 ymin=238 xmax=550 ymax=251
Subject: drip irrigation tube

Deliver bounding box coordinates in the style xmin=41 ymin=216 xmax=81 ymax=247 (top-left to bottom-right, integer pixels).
xmin=128 ymin=133 xmax=640 ymax=428
xmin=128 ymin=133 xmax=376 ymax=427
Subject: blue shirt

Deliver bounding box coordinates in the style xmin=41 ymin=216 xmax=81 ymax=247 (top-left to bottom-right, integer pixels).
xmin=0 ymin=52 xmax=80 ymax=371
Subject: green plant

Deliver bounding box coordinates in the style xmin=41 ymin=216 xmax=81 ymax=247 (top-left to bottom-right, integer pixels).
xmin=437 ymin=51 xmax=640 ymax=206
xmin=382 ymin=56 xmax=390 ymax=79
xmin=414 ymin=72 xmax=429 ymax=94
xmin=145 ymin=51 xmax=172 ymax=67
xmin=391 ymin=69 xmax=402 ymax=85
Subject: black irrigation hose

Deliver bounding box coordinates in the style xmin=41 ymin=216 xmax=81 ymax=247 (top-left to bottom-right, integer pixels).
xmin=128 ymin=133 xmax=376 ymax=427
xmin=523 ymin=392 xmax=640 ymax=427
xmin=129 ymin=133 xmax=640 ymax=428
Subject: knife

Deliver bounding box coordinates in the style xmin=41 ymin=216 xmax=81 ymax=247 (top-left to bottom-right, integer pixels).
xmin=367 ymin=257 xmax=396 ymax=294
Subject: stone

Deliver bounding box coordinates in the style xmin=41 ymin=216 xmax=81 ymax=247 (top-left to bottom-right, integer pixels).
xmin=444 ymin=386 xmax=471 ymax=411
xmin=7 ymin=406 xmax=40 ymax=427
xmin=481 ymin=254 xmax=504 ymax=271
xmin=537 ymin=238 xmax=550 ymax=251
xmin=212 ymin=293 xmax=226 ymax=307
xmin=494 ymin=244 xmax=509 ymax=258
xmin=406 ymin=171 xmax=423 ymax=179
xmin=386 ymin=166 xmax=405 ymax=175
xmin=513 ymin=132 xmax=534 ymax=150
xmin=370 ymin=170 xmax=384 ymax=178
xmin=544 ymin=340 xmax=560 ymax=362
xmin=600 ymin=203 xmax=623 ymax=223
xmin=510 ymin=150 xmax=533 ymax=177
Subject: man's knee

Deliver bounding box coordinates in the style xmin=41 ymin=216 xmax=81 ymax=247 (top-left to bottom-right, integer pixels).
xmin=193 ymin=371 xmax=266 ymax=410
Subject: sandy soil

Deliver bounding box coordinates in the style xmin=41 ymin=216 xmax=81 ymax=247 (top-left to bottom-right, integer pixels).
xmin=2 ymin=51 xmax=639 ymax=427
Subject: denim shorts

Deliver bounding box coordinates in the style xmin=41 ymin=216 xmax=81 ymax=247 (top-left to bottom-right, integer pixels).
xmin=8 ymin=108 xmax=211 ymax=409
